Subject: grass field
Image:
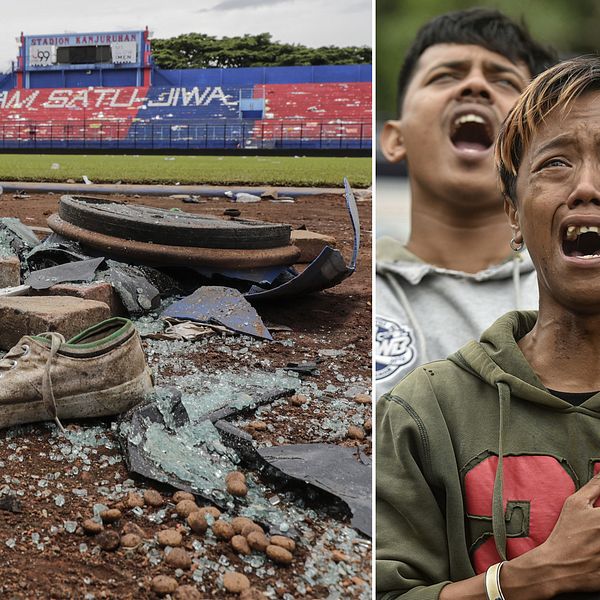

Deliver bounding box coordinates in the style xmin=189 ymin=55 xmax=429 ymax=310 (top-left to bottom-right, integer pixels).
xmin=0 ymin=154 xmax=372 ymax=188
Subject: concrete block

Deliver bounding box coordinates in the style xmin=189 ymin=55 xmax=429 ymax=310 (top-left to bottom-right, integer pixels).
xmin=31 ymin=282 xmax=125 ymax=316
xmin=290 ymin=230 xmax=337 ymax=263
xmin=0 ymin=296 xmax=111 ymax=350
xmin=0 ymin=255 xmax=21 ymax=288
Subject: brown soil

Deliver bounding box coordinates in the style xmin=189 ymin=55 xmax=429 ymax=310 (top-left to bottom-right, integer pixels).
xmin=0 ymin=190 xmax=372 ymax=599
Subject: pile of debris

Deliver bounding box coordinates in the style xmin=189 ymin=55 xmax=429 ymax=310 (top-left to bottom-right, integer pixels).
xmin=0 ymin=182 xmax=371 ymax=598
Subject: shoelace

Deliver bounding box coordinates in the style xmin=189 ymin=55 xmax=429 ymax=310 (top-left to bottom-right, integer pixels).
xmin=0 ymin=332 xmax=66 ymax=433
xmin=41 ymin=332 xmax=67 ymax=434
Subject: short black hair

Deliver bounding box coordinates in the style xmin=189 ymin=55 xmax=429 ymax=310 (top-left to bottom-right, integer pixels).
xmin=396 ymin=8 xmax=557 ymax=113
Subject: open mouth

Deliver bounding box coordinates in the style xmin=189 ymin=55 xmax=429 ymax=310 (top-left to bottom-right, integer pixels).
xmin=563 ymin=225 xmax=600 ymax=259
xmin=450 ymin=114 xmax=493 ymax=152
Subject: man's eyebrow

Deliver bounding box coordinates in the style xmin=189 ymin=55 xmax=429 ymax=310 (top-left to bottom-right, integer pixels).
xmin=531 ymin=134 xmax=577 ymax=159
xmin=484 ymin=60 xmax=528 ymax=83
xmin=423 ymin=60 xmax=469 ymax=76
xmin=423 ymin=59 xmax=526 ymax=83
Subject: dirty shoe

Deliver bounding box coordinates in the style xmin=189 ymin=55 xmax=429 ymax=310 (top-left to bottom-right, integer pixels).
xmin=0 ymin=317 xmax=153 ymax=429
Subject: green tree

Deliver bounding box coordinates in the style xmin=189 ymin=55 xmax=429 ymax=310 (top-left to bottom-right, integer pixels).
xmin=151 ymin=33 xmax=371 ymax=69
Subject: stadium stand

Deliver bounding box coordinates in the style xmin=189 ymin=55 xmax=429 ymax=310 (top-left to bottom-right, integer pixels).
xmin=0 ymin=31 xmax=371 ymax=151
xmin=254 ymin=82 xmax=372 ymax=149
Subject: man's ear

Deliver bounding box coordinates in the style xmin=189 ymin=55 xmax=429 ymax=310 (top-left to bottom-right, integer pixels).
xmin=380 ymin=120 xmax=406 ymax=163
xmin=504 ymin=198 xmax=523 ymax=243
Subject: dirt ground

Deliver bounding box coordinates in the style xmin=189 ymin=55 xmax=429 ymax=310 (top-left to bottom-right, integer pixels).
xmin=0 ymin=190 xmax=372 ymax=599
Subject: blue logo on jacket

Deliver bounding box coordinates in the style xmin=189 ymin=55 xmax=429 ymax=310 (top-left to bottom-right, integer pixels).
xmin=375 ymin=316 xmax=416 ymax=380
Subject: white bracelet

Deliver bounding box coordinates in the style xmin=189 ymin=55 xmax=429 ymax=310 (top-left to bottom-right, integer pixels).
xmin=485 ymin=561 xmax=507 ymax=600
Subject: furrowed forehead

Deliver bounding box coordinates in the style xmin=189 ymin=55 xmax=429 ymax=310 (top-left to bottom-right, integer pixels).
xmin=410 ymin=44 xmax=528 ymax=84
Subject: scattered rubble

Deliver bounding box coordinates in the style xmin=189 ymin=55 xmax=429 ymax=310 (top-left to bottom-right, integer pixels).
xmin=255 ymin=444 xmax=372 ymax=537
xmin=224 ymin=571 xmax=251 ymax=593
xmin=163 ymin=286 xmax=273 ymax=340
xmin=151 ymin=575 xmax=178 ymax=595
xmin=0 ymin=187 xmax=372 ymax=598
xmin=232 ymin=193 xmax=262 ymax=204
xmin=25 ymin=256 xmax=105 ymax=290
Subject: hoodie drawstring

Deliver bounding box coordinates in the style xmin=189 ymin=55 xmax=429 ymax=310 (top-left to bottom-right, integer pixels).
xmin=385 ymin=272 xmax=430 ymax=364
xmin=492 ymin=381 xmax=511 ymax=561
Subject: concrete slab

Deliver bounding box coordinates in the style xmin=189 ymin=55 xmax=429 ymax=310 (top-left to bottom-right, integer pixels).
xmin=0 ymin=296 xmax=110 ymax=350
xmin=0 ymin=255 xmax=21 ymax=288
xmin=291 ymin=229 xmax=337 ymax=263
xmin=30 ymin=282 xmax=124 ymax=317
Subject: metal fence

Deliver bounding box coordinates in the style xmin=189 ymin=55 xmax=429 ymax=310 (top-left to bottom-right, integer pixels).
xmin=0 ymin=118 xmax=372 ymax=151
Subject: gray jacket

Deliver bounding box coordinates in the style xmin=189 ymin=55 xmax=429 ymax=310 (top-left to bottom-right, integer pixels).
xmin=375 ymin=236 xmax=539 ymax=396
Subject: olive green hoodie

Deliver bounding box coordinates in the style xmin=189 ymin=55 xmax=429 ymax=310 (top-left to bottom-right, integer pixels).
xmin=376 ymin=310 xmax=600 ymax=600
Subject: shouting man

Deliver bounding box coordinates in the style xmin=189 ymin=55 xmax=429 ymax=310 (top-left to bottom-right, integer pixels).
xmin=376 ymin=9 xmax=556 ymax=394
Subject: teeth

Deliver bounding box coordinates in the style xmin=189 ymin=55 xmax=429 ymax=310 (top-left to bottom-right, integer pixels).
xmin=455 ymin=114 xmax=486 ymax=127
xmin=565 ymin=225 xmax=600 ymax=240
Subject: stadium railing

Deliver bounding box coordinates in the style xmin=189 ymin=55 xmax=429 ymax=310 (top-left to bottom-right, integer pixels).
xmin=0 ymin=118 xmax=372 ymax=151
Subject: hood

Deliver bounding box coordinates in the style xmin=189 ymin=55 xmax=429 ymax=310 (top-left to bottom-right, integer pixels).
xmin=376 ymin=236 xmax=536 ymax=285
xmin=449 ymin=310 xmax=573 ymax=411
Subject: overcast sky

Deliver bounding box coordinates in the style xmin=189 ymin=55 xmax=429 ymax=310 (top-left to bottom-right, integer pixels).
xmin=0 ymin=0 xmax=372 ymax=71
